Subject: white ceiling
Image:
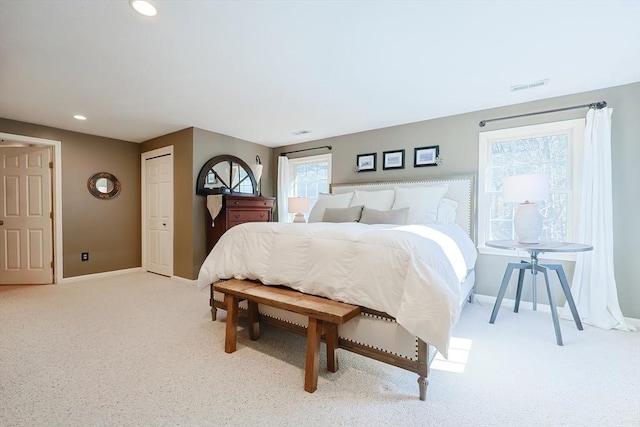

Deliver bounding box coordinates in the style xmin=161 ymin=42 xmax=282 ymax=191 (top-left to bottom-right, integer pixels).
xmin=1 ymin=1 xmax=639 ymax=147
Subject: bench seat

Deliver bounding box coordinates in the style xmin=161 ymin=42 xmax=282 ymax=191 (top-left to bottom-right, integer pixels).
xmin=214 ymin=279 xmax=360 ymax=393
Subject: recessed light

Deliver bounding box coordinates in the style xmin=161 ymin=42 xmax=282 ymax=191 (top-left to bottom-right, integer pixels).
xmin=73 ymin=115 xmax=87 ymax=120
xmin=130 ymin=0 xmax=157 ymax=17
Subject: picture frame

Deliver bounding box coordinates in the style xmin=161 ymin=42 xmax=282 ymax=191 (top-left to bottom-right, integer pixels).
xmin=206 ymin=171 xmax=218 ymax=185
xmin=356 ymin=153 xmax=377 ymax=172
xmin=382 ymin=149 xmax=405 ymax=170
xmin=414 ymin=145 xmax=439 ymax=167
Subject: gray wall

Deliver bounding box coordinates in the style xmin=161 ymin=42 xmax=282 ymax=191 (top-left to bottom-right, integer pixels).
xmin=0 ymin=118 xmax=142 ymax=278
xmin=273 ymin=82 xmax=640 ymax=319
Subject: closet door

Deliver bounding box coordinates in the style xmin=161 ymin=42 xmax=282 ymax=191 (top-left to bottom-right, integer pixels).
xmin=144 ymin=152 xmax=173 ymax=277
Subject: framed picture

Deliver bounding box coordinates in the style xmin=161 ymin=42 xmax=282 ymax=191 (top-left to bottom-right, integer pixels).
xmin=414 ymin=145 xmax=439 ymax=167
xmin=356 ymin=153 xmax=377 ymax=172
xmin=206 ymin=171 xmax=218 ymax=185
xmin=382 ymin=149 xmax=405 ymax=170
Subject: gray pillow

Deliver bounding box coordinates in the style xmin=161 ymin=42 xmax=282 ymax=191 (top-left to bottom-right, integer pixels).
xmin=322 ymin=205 xmax=364 ymax=223
xmin=360 ymin=207 xmax=409 ymax=225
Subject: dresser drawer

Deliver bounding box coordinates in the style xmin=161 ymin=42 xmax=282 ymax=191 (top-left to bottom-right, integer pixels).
xmin=228 ymin=210 xmax=270 ymax=223
xmin=208 ymin=195 xmax=275 ymax=253
xmin=227 ymin=198 xmax=274 ymax=208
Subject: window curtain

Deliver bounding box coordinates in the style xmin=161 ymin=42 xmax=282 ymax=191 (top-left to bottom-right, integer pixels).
xmin=277 ymin=155 xmax=290 ymax=222
xmin=562 ymin=107 xmax=634 ymax=331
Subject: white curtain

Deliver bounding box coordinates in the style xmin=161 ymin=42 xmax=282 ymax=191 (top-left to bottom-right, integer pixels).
xmin=563 ymin=107 xmax=634 ymax=331
xmin=277 ymin=155 xmax=290 ymax=222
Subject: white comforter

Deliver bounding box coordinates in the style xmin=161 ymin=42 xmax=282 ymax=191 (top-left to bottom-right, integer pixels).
xmin=197 ymin=222 xmax=477 ymax=356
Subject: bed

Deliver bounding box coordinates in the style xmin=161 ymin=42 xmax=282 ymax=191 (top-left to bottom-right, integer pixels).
xmin=197 ymin=175 xmax=477 ymax=400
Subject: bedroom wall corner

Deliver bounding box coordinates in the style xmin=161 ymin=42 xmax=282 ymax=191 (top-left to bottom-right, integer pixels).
xmin=191 ymin=127 xmax=274 ymax=279
xmin=141 ymin=127 xmax=194 ymax=280
xmin=0 ymin=118 xmax=142 ymax=279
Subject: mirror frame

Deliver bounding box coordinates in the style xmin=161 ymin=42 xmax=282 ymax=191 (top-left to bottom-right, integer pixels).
xmin=196 ymin=155 xmax=257 ymax=196
xmin=87 ymin=172 xmax=121 ymax=200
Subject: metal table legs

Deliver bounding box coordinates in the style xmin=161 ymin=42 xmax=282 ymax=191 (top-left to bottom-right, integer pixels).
xmin=489 ymin=255 xmax=583 ymax=346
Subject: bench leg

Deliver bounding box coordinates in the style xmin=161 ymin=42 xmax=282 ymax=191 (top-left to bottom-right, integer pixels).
xmin=305 ymin=317 xmax=322 ymax=393
xmin=224 ymin=294 xmax=239 ymax=353
xmin=325 ymin=324 xmax=339 ymax=373
xmin=248 ymin=301 xmax=261 ymax=340
xmin=210 ymin=284 xmax=217 ymax=320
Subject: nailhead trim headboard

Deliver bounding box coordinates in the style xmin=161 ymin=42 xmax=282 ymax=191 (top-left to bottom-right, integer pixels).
xmin=331 ymin=175 xmax=477 ymax=243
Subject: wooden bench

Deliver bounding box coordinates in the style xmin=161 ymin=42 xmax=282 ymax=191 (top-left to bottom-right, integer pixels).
xmin=214 ymin=279 xmax=361 ymax=393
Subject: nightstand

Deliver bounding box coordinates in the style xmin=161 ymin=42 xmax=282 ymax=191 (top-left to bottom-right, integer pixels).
xmin=486 ymin=240 xmax=593 ymax=345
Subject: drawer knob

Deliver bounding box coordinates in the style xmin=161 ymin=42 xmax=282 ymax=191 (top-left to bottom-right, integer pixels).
xmin=234 ymin=201 xmax=239 ymax=205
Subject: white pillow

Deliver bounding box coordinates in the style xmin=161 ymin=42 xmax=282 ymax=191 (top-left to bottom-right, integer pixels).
xmin=308 ymin=192 xmax=354 ymax=223
xmin=391 ymin=185 xmax=449 ymax=224
xmin=349 ymin=189 xmax=395 ymax=211
xmin=436 ymin=198 xmax=458 ymax=224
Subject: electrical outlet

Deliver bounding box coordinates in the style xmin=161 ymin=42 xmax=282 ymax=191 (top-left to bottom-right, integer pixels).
xmin=81 ymin=252 xmax=89 ymax=261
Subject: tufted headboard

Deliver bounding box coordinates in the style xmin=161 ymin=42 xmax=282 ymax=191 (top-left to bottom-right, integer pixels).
xmin=331 ymin=175 xmax=477 ymax=243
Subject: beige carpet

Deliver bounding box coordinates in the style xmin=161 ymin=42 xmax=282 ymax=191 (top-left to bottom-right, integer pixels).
xmin=1 ymin=272 xmax=638 ymax=427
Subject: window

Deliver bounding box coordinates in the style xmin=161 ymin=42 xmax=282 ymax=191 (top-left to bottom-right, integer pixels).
xmin=288 ymin=153 xmax=332 ymax=218
xmin=478 ymin=119 xmax=585 ymax=256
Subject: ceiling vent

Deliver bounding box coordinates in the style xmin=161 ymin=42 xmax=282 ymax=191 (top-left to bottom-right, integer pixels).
xmin=292 ymin=130 xmax=311 ymax=136
xmin=510 ymin=79 xmax=549 ymax=92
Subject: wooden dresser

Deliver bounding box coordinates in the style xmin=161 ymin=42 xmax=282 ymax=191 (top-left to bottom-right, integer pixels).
xmin=206 ymin=194 xmax=275 ymax=252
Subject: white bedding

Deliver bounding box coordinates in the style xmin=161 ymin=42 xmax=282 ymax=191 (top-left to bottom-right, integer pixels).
xmin=197 ymin=222 xmax=477 ymax=357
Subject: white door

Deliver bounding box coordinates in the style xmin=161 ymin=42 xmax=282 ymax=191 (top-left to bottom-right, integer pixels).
xmin=0 ymin=147 xmax=53 ymax=284
xmin=145 ymin=153 xmax=173 ymax=276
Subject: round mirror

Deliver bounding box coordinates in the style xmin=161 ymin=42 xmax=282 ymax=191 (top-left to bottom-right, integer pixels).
xmin=88 ymin=172 xmax=121 ymax=199
xmin=196 ymin=155 xmax=257 ymax=196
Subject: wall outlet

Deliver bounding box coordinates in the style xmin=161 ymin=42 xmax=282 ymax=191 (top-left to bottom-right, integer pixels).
xmin=81 ymin=252 xmax=89 ymax=261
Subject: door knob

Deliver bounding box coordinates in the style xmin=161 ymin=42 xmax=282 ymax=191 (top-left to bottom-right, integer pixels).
xmin=0 ymin=220 xmax=3 ymax=225
xmin=162 ymin=223 xmax=166 ymax=226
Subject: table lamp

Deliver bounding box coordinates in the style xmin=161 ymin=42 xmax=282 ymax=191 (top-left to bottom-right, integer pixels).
xmin=287 ymin=197 xmax=310 ymax=223
xmin=502 ymin=174 xmax=549 ymax=244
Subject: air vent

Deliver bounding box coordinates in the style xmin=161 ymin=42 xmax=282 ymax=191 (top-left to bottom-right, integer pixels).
xmin=292 ymin=130 xmax=311 ymax=136
xmin=510 ymin=79 xmax=549 ymax=92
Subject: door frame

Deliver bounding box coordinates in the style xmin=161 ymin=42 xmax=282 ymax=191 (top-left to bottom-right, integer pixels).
xmin=0 ymin=132 xmax=63 ymax=284
xmin=141 ymin=145 xmax=174 ymax=275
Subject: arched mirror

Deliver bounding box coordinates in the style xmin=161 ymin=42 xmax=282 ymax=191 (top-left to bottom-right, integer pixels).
xmin=88 ymin=172 xmax=121 ymax=199
xmin=196 ymin=155 xmax=257 ymax=196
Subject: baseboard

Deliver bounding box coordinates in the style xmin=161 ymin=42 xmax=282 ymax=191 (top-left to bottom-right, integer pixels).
xmin=61 ymin=267 xmax=144 ymax=283
xmin=473 ymin=293 xmax=640 ymax=329
xmin=171 ymin=275 xmax=197 ymax=285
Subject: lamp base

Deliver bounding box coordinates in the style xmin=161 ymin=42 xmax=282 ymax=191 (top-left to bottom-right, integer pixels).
xmin=514 ymin=203 xmax=543 ymax=244
xmin=293 ymin=213 xmax=306 ymax=223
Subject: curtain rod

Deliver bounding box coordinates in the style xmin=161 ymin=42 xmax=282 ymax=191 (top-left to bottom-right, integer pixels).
xmin=479 ymin=101 xmax=607 ymax=127
xmin=280 ymin=145 xmax=332 ymax=156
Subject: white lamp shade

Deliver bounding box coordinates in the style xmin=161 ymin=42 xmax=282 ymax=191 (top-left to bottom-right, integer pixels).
xmin=287 ymin=197 xmax=310 ymax=214
xmin=503 ymin=174 xmax=549 ymax=203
